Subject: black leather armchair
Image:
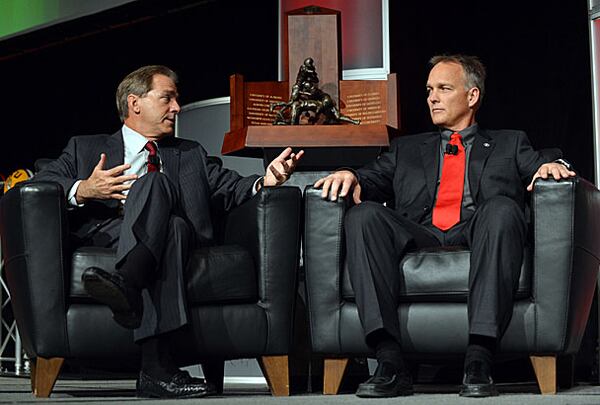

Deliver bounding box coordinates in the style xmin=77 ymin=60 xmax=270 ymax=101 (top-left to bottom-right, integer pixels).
xmin=303 ymin=177 xmax=600 ymax=395
xmin=0 ymin=181 xmax=301 ymax=397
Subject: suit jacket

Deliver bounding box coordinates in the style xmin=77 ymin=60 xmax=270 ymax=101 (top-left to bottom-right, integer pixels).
xmin=357 ymin=128 xmax=547 ymax=224
xmin=34 ymin=130 xmax=259 ymax=246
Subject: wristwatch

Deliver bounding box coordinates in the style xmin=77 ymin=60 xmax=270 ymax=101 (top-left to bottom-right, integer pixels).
xmin=554 ymin=158 xmax=573 ymax=171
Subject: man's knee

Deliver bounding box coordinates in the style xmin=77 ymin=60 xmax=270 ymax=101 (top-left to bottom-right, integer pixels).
xmin=131 ymin=172 xmax=170 ymax=191
xmin=345 ymin=201 xmax=389 ymax=231
xmin=476 ymin=196 xmax=525 ymax=230
xmin=168 ymin=216 xmax=191 ymax=237
xmin=127 ymin=172 xmax=177 ymax=206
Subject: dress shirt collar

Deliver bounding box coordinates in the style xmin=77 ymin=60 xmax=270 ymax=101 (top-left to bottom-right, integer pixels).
xmin=440 ymin=123 xmax=479 ymax=145
xmin=122 ymin=124 xmax=153 ymax=153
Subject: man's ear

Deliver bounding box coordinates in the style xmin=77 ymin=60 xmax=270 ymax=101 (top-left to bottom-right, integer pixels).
xmin=128 ymin=94 xmax=140 ymax=115
xmin=467 ymin=87 xmax=480 ymax=108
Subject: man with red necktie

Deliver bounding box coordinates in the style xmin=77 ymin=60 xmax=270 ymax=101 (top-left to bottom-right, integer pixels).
xmin=314 ymin=54 xmax=575 ymax=398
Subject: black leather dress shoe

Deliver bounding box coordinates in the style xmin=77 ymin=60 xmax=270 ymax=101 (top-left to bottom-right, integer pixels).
xmin=355 ymin=362 xmax=413 ymax=398
xmin=136 ymin=370 xmax=217 ymax=398
xmin=459 ymin=360 xmax=499 ymax=397
xmin=171 ymin=370 xmax=207 ymax=385
xmin=81 ymin=267 xmax=142 ymax=329
xmin=183 ymin=371 xmax=205 ymax=385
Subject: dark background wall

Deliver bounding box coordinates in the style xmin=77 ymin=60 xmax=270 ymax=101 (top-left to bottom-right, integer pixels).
xmin=391 ymin=0 xmax=593 ymax=180
xmin=0 ymin=0 xmax=280 ymax=175
xmin=0 ymin=0 xmax=594 ymax=181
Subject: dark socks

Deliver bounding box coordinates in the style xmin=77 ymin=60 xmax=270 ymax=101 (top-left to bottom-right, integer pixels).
xmin=117 ymin=243 xmax=156 ymax=290
xmin=368 ymin=329 xmax=405 ymax=372
xmin=140 ymin=335 xmax=179 ymax=381
xmin=465 ymin=334 xmax=496 ymax=369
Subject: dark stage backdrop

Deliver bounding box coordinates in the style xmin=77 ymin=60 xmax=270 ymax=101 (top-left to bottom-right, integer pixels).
xmin=0 ymin=0 xmax=280 ymax=178
xmin=0 ymin=0 xmax=594 ymax=182
xmin=390 ymin=0 xmax=593 ymax=181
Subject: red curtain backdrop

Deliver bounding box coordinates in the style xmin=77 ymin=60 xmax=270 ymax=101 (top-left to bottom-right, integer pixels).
xmin=281 ymin=0 xmax=383 ymax=70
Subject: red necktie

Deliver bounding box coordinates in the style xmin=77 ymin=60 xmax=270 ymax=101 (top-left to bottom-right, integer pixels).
xmin=432 ymin=133 xmax=465 ymax=231
xmin=145 ymin=141 xmax=160 ymax=173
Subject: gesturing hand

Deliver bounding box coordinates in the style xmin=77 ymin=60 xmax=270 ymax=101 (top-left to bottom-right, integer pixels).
xmin=263 ymin=147 xmax=304 ymax=187
xmin=76 ymin=154 xmax=138 ymax=203
xmin=313 ymin=170 xmax=362 ymax=204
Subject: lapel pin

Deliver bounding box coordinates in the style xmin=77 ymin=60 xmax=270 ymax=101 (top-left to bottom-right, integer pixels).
xmin=483 ymin=142 xmax=490 ymax=148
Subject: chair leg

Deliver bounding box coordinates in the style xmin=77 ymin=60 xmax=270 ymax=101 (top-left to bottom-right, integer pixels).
xmin=530 ymin=355 xmax=557 ymax=394
xmin=201 ymin=359 xmax=224 ymax=394
xmin=30 ymin=360 xmax=36 ymax=393
xmin=323 ymin=358 xmax=349 ymax=395
xmin=259 ymin=355 xmax=289 ymax=396
xmin=32 ymin=357 xmax=64 ymax=397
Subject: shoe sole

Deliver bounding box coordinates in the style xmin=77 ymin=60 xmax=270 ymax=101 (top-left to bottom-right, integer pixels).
xmin=459 ymin=383 xmax=499 ymax=397
xmin=136 ymin=390 xmax=210 ymax=399
xmin=356 ymin=384 xmax=414 ymax=398
xmin=82 ymin=272 xmax=141 ymax=329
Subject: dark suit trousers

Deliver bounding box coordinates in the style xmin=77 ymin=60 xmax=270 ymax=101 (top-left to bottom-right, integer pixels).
xmin=344 ymin=196 xmax=527 ymax=347
xmin=88 ymin=172 xmax=194 ymax=342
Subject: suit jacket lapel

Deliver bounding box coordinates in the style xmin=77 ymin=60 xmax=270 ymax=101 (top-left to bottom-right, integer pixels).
xmin=469 ymin=129 xmax=495 ymax=202
xmin=159 ymin=138 xmax=181 ymax=184
xmin=106 ymin=130 xmax=125 ymax=169
xmin=102 ymin=131 xmax=125 ymax=209
xmin=420 ymin=134 xmax=440 ymax=201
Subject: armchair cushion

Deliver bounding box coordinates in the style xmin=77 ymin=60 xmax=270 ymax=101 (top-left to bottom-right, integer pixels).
xmin=70 ymin=247 xmax=118 ymax=299
xmin=185 ymin=245 xmax=257 ymax=305
xmin=70 ymin=245 xmax=257 ymax=305
xmin=341 ymin=246 xmax=532 ymax=302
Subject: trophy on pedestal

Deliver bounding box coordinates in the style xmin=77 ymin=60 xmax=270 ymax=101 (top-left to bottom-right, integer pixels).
xmin=222 ymin=5 xmax=400 ymax=169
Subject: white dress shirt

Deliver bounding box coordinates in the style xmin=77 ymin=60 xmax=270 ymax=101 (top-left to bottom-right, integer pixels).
xmin=67 ymin=125 xmax=161 ymax=206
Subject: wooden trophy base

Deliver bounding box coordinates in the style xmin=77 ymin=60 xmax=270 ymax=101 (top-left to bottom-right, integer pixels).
xmin=222 ymin=124 xmax=398 ymax=170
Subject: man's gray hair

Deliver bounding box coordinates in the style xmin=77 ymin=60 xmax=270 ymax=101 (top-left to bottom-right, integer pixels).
xmin=116 ymin=65 xmax=178 ymax=122
xmin=430 ymin=54 xmax=486 ymax=103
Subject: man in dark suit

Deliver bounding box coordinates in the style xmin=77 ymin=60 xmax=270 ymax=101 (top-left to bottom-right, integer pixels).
xmin=34 ymin=65 xmax=303 ymax=399
xmin=314 ymin=54 xmax=575 ymax=398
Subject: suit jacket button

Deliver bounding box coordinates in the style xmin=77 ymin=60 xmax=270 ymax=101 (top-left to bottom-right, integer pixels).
xmin=423 ymin=206 xmax=429 ymax=211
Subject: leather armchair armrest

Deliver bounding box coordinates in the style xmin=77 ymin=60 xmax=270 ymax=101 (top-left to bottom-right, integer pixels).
xmin=303 ymin=186 xmax=352 ymax=353
xmin=0 ymin=181 xmax=70 ymax=358
xmin=531 ymin=176 xmax=600 ymax=352
xmin=223 ymin=186 xmax=302 ymax=353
